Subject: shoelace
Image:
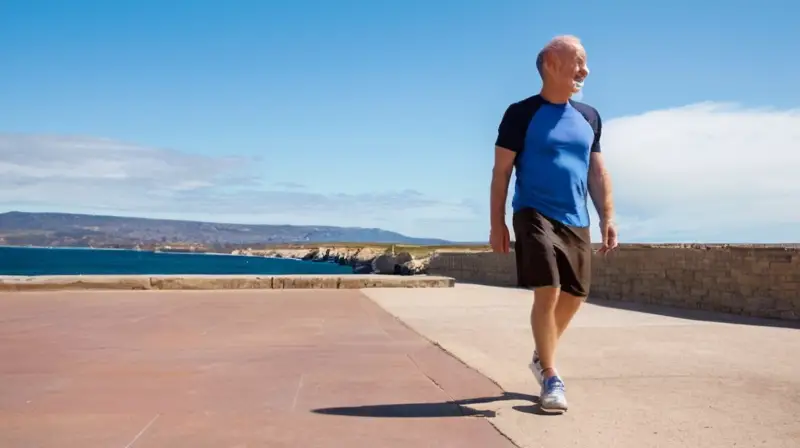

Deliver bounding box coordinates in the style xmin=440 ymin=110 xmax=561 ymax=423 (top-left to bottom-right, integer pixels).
xmin=545 ymin=378 xmax=565 ymax=393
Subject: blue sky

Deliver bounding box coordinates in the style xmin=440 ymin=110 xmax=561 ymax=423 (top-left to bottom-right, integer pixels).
xmin=1 ymin=0 xmax=798 ymax=242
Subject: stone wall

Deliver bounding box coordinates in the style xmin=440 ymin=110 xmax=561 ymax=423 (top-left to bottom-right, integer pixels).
xmin=427 ymin=245 xmax=800 ymax=321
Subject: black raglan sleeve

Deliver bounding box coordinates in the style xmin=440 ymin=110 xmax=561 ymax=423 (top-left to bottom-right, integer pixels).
xmin=495 ymin=102 xmax=527 ymax=153
xmin=590 ymin=109 xmax=602 ymax=153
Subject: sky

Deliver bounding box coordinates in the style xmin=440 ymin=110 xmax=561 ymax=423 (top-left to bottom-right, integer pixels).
xmin=1 ymin=0 xmax=798 ymax=243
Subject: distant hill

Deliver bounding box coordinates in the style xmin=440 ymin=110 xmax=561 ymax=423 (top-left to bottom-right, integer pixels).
xmin=0 ymin=211 xmax=452 ymax=249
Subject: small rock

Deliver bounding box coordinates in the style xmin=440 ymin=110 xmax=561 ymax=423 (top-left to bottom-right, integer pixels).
xmin=372 ymin=254 xmax=397 ymax=274
xmin=394 ymin=251 xmax=413 ymax=265
xmin=353 ymin=263 xmax=373 ymax=274
xmin=401 ymin=258 xmax=429 ymax=275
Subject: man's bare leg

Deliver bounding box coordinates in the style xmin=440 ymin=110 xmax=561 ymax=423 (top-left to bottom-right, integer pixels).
xmin=531 ymin=290 xmax=584 ymax=382
xmin=554 ymin=291 xmax=583 ymax=339
xmin=531 ymin=286 xmax=570 ymax=411
xmin=531 ymin=286 xmax=560 ymax=378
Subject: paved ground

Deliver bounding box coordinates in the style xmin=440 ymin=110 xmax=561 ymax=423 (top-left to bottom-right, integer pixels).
xmin=0 ymin=289 xmax=514 ymax=447
xmin=3 ymin=286 xmax=799 ymax=447
xmin=364 ymin=284 xmax=800 ymax=448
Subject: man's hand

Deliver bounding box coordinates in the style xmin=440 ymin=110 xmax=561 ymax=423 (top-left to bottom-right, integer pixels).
xmin=490 ymin=223 xmax=510 ymax=253
xmin=490 ymin=146 xmax=516 ymax=254
xmin=597 ymin=219 xmax=618 ymax=255
xmin=588 ymin=152 xmax=618 ymax=255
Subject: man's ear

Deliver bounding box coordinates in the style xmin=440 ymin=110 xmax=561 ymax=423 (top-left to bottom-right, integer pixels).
xmin=541 ymin=52 xmax=556 ymax=76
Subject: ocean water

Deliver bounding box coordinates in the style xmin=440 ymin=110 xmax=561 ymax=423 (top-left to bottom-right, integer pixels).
xmin=0 ymin=246 xmax=354 ymax=276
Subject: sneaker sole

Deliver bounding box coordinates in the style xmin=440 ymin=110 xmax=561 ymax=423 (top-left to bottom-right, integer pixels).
xmin=540 ymin=400 xmax=568 ymax=412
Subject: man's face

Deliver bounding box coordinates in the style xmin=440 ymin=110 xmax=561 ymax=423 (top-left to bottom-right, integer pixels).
xmin=546 ymin=43 xmax=590 ymax=95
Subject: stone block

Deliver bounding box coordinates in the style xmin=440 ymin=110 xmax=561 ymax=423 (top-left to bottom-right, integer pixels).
xmin=149 ymin=275 xmax=273 ymax=290
xmin=0 ymin=275 xmax=153 ymax=291
xmin=272 ymin=275 xmax=339 ymax=289
xmin=338 ymin=275 xmax=454 ymax=289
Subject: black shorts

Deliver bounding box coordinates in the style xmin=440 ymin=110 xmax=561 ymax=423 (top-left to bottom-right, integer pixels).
xmin=512 ymin=207 xmax=592 ymax=297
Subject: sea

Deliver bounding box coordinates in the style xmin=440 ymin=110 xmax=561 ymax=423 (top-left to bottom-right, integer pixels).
xmin=0 ymin=246 xmax=354 ymax=276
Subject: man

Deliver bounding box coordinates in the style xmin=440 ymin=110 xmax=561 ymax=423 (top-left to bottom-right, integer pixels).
xmin=489 ymin=35 xmax=618 ymax=412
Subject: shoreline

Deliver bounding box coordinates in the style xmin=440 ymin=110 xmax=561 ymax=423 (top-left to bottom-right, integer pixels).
xmin=231 ymin=245 xmax=465 ymax=276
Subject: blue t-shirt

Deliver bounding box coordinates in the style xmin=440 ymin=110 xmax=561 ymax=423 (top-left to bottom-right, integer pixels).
xmin=495 ymin=94 xmax=602 ymax=228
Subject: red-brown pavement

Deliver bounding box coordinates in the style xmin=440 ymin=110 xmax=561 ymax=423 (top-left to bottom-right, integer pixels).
xmin=0 ymin=290 xmax=517 ymax=447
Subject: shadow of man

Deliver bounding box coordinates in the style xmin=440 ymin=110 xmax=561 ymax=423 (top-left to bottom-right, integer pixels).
xmin=311 ymin=391 xmax=540 ymax=418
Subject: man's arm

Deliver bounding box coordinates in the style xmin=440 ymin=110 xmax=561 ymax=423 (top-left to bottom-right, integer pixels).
xmin=584 ymin=106 xmax=614 ymax=223
xmin=491 ymin=103 xmax=524 ymax=227
xmin=588 ymin=152 xmax=614 ymax=222
xmin=491 ymin=146 xmax=516 ymax=226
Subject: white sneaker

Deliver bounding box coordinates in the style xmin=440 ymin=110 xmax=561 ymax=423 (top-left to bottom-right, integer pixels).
xmin=528 ymin=350 xmax=544 ymax=386
xmin=540 ymin=375 xmax=568 ymax=411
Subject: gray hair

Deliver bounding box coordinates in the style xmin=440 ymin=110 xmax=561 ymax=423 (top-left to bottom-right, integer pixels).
xmin=536 ymin=35 xmax=582 ymax=78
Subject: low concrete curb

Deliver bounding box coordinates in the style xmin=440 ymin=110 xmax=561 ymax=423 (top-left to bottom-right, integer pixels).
xmin=0 ymin=274 xmax=455 ymax=291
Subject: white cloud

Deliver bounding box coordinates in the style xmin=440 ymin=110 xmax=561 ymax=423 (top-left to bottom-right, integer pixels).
xmin=0 ymin=134 xmax=478 ymax=240
xmin=600 ymin=102 xmax=800 ymax=242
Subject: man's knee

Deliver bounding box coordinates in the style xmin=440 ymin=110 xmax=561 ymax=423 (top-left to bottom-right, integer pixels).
xmin=558 ymin=290 xmax=586 ymax=305
xmin=533 ymin=286 xmax=560 ymax=311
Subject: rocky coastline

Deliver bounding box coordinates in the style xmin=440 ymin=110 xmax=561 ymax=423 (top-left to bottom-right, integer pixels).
xmin=230 ymin=246 xmax=432 ymax=275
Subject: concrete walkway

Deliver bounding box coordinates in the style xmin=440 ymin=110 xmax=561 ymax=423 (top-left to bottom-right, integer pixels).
xmin=364 ymin=284 xmax=800 ymax=448
xmin=3 ymin=285 xmax=798 ymax=447
xmin=0 ymin=289 xmax=512 ymax=447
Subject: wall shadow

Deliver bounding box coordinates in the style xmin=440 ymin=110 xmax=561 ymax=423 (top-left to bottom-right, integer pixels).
xmin=587 ymin=298 xmax=800 ymax=330
xmin=451 ymin=281 xmax=799 ymax=329
xmin=311 ymin=391 xmax=537 ymax=418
